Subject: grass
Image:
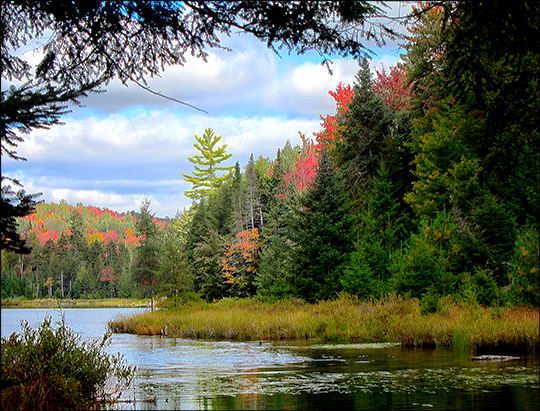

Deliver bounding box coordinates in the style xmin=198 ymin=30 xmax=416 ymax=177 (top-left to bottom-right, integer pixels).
xmin=1 ymin=297 xmax=152 ymax=308
xmin=108 ymin=294 xmax=540 ymax=352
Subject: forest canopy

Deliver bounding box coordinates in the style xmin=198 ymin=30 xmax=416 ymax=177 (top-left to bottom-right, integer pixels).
xmin=1 ymin=1 xmax=538 ymax=308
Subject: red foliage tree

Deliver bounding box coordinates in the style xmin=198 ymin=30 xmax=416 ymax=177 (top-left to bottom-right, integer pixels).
xmin=100 ymin=265 xmax=117 ymax=283
xmin=372 ymin=64 xmax=412 ymax=111
xmin=314 ymin=82 xmax=354 ymax=149
xmin=221 ymin=228 xmax=262 ymax=296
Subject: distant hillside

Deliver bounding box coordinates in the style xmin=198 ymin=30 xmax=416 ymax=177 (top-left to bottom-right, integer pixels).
xmin=17 ymin=201 xmax=166 ymax=248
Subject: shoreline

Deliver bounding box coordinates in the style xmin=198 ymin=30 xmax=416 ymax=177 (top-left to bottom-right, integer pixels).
xmin=1 ymin=297 xmax=152 ymax=309
xmin=107 ymin=295 xmax=540 ymax=352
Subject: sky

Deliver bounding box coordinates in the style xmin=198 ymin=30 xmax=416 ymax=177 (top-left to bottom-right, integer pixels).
xmin=3 ymin=2 xmax=413 ymax=218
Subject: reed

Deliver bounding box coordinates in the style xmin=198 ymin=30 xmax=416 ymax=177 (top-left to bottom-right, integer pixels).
xmin=108 ymin=295 xmax=539 ymax=352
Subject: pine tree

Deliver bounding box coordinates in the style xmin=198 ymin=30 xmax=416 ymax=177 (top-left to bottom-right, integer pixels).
xmin=183 ymin=128 xmax=234 ymax=201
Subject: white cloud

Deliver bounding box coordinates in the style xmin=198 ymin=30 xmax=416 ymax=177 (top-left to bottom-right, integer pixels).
xmin=4 ymin=22 xmax=409 ymax=218
xmin=4 ymin=110 xmax=324 ymax=217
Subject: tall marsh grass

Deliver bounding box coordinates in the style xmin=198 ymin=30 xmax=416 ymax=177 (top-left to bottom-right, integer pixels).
xmin=108 ymin=294 xmax=539 ymax=352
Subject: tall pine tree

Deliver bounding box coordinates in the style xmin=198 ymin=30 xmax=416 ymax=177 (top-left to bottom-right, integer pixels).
xmin=332 ymin=58 xmax=392 ymax=202
xmin=183 ymin=128 xmax=234 ymax=201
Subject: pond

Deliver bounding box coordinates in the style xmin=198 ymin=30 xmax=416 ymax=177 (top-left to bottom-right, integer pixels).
xmin=1 ymin=308 xmax=538 ymax=410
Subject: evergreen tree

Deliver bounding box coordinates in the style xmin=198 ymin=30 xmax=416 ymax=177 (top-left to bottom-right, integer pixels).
xmin=230 ymin=162 xmax=244 ymax=234
xmin=257 ymin=149 xmax=296 ymax=298
xmin=332 ymin=58 xmax=392 ymax=202
xmin=158 ymin=209 xmax=193 ymax=297
xmin=256 ymin=199 xmax=297 ymax=299
xmin=193 ymin=229 xmax=227 ymax=301
xmin=342 ymin=162 xmax=408 ymax=299
xmin=186 ymin=197 xmax=218 ymax=292
xmin=207 ymin=180 xmax=234 ymax=236
xmin=133 ymin=198 xmax=160 ymax=311
xmin=183 ymin=128 xmax=234 ymax=201
xmin=241 ymin=154 xmax=265 ymax=231
xmin=291 ymin=150 xmax=354 ymax=302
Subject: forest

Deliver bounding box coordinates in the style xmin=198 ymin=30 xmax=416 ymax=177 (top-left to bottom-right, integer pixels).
xmin=1 ymin=4 xmax=538 ymax=309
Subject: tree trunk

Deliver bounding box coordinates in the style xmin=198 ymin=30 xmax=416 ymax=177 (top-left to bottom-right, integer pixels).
xmin=35 ymin=267 xmax=39 ymax=299
xmin=61 ymin=270 xmax=64 ymax=298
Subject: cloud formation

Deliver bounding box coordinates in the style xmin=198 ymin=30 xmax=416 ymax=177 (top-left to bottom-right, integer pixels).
xmin=4 ymin=24 xmax=406 ymax=218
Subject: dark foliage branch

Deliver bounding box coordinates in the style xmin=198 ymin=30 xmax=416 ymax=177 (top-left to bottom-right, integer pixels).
xmin=0 ymin=180 xmax=42 ymax=254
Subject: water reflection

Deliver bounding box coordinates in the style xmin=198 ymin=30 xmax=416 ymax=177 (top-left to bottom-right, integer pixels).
xmin=116 ymin=337 xmax=539 ymax=411
xmin=1 ymin=309 xmax=538 ymax=410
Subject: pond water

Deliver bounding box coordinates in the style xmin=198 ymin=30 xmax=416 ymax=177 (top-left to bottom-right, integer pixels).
xmin=1 ymin=308 xmax=538 ymax=410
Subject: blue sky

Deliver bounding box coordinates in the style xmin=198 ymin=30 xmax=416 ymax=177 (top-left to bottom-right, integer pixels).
xmin=3 ymin=3 xmax=412 ymax=218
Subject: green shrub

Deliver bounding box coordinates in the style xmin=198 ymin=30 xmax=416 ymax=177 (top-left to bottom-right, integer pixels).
xmin=156 ymin=291 xmax=203 ymax=308
xmin=420 ymin=289 xmax=441 ymax=314
xmin=1 ymin=314 xmax=135 ymax=410
xmin=471 ymin=269 xmax=501 ymax=306
xmin=390 ymin=210 xmax=459 ymax=298
xmin=509 ymin=226 xmax=539 ymax=307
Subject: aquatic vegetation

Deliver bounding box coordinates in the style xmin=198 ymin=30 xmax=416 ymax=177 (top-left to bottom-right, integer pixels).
xmin=108 ymin=295 xmax=539 ymax=352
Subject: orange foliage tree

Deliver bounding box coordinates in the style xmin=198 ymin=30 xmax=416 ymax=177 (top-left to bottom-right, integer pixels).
xmin=221 ymin=228 xmax=262 ymax=297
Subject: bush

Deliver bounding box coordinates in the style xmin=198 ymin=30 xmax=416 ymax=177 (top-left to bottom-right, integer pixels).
xmin=420 ymin=289 xmax=441 ymax=314
xmin=509 ymin=226 xmax=539 ymax=307
xmin=390 ymin=210 xmax=459 ymax=298
xmin=157 ymin=291 xmax=203 ymax=308
xmin=1 ymin=314 xmax=135 ymax=410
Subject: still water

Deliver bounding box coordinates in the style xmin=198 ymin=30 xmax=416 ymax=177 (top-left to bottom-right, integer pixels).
xmin=1 ymin=308 xmax=538 ymax=410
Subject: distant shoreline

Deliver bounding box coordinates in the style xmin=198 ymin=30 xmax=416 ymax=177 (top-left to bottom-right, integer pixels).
xmin=1 ymin=297 xmax=152 ymax=309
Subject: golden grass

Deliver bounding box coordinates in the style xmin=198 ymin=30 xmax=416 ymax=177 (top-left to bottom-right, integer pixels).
xmin=108 ymin=295 xmax=539 ymax=352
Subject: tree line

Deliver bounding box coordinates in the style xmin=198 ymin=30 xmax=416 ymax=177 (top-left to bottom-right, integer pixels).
xmin=1 ymin=2 xmax=538 ymax=308
xmin=177 ymin=3 xmax=539 ymax=307
xmin=1 ymin=200 xmax=167 ymax=300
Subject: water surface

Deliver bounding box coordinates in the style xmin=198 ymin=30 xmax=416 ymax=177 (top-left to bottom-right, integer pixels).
xmin=2 ymin=308 xmax=538 ymax=410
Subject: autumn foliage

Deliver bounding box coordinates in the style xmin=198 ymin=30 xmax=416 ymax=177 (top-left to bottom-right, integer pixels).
xmin=16 ymin=202 xmax=164 ymax=248
xmin=221 ymin=228 xmax=262 ymax=296
xmin=372 ymin=64 xmax=412 ymax=111
xmin=314 ymin=82 xmax=354 ymax=149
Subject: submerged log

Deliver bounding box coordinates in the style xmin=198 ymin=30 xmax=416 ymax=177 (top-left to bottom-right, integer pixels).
xmin=470 ymin=355 xmax=521 ymax=361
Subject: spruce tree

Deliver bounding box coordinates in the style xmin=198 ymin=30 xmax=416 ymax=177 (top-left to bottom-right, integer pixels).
xmin=257 ymin=149 xmax=296 ymax=298
xmin=291 ymin=150 xmax=354 ymax=302
xmin=332 ymin=58 xmax=392 ymax=201
xmin=133 ymin=198 xmax=160 ymax=311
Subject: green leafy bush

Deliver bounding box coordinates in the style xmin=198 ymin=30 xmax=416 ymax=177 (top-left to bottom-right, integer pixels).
xmin=510 ymin=226 xmax=539 ymax=307
xmin=390 ymin=210 xmax=459 ymax=298
xmin=1 ymin=314 xmax=135 ymax=410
